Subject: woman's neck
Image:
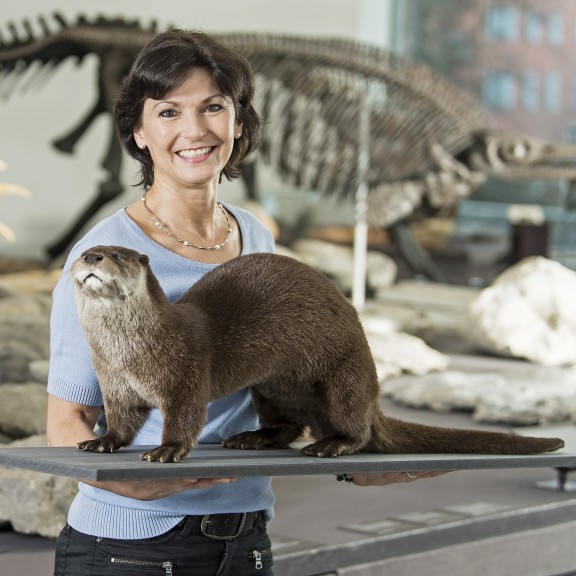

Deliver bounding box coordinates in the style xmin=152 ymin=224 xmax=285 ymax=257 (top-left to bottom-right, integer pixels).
xmin=143 ymin=182 xmax=221 ymax=241
xmin=125 ymin=182 xmax=241 ymax=264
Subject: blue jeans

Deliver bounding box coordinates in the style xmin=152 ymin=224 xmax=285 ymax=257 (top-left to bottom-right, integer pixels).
xmin=53 ymin=512 xmax=274 ymax=576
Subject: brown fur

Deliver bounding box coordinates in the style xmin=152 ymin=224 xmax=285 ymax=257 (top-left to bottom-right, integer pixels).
xmin=71 ymin=245 xmax=564 ymax=462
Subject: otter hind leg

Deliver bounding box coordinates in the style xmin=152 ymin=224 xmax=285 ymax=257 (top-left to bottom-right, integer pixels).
xmin=223 ymin=425 xmax=304 ymax=450
xmin=224 ymin=387 xmax=305 ymax=450
xmin=300 ymin=361 xmax=377 ymax=458
xmin=301 ymin=435 xmax=363 ymax=458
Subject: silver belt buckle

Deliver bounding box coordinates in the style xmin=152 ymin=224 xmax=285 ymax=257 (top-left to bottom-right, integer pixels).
xmin=200 ymin=513 xmax=247 ymax=540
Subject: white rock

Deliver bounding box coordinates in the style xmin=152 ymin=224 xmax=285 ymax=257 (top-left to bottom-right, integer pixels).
xmin=289 ymin=239 xmax=397 ymax=295
xmin=359 ymin=307 xmax=450 ymax=381
xmin=467 ymin=257 xmax=576 ymax=366
xmin=381 ymin=367 xmax=576 ymax=425
xmin=381 ymin=371 xmax=499 ymax=413
xmin=0 ymin=435 xmax=77 ymax=537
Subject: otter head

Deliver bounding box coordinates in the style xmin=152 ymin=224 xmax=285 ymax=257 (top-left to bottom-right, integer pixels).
xmin=71 ymin=245 xmax=150 ymax=301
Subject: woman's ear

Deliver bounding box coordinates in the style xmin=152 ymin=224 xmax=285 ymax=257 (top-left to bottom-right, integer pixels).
xmin=133 ymin=126 xmax=146 ymax=149
xmin=234 ymin=123 xmax=243 ymax=139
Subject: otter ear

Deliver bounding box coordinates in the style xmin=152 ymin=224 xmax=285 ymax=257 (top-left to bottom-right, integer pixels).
xmin=139 ymin=254 xmax=150 ymax=265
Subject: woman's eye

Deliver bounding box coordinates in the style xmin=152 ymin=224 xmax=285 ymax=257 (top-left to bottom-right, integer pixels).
xmin=159 ymin=108 xmax=178 ymax=118
xmin=205 ymin=103 xmax=227 ymax=114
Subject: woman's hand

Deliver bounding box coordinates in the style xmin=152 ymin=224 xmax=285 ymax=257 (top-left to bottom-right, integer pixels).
xmin=82 ymin=477 xmax=238 ymax=501
xmin=346 ymin=470 xmax=452 ymax=486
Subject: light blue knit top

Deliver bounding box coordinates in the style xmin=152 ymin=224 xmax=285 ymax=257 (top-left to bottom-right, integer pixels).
xmin=48 ymin=203 xmax=276 ymax=539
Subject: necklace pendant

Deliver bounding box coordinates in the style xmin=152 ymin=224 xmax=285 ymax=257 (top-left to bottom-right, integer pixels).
xmin=214 ymin=244 xmax=221 ymax=250
xmin=183 ymin=242 xmax=191 ymax=246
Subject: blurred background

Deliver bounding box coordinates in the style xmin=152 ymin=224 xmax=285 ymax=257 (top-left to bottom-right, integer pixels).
xmin=1 ymin=0 xmax=574 ymax=281
xmin=3 ymin=3 xmax=576 ymax=574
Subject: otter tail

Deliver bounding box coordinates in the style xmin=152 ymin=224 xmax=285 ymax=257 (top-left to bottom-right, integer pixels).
xmin=366 ymin=412 xmax=564 ymax=455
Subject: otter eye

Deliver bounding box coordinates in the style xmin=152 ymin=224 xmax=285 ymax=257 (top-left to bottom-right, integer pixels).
xmin=112 ymin=253 xmax=122 ymax=261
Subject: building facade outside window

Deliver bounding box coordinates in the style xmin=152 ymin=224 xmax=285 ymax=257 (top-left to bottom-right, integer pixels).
xmin=571 ymin=75 xmax=576 ymax=113
xmin=545 ymin=71 xmax=562 ymax=112
xmin=522 ymin=71 xmax=540 ymax=111
xmin=525 ymin=10 xmax=543 ymax=44
xmin=483 ymin=71 xmax=517 ymax=110
xmin=484 ymin=7 xmax=519 ymax=41
xmin=547 ymin=11 xmax=564 ymax=45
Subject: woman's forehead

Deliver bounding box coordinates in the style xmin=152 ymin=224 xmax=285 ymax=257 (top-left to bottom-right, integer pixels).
xmin=151 ymin=68 xmax=231 ymax=103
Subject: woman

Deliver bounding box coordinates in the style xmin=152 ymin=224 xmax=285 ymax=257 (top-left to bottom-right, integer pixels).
xmin=47 ymin=29 xmax=442 ymax=576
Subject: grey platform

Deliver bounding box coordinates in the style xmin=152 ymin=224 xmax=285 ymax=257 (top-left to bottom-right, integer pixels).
xmin=0 ymin=444 xmax=574 ymax=481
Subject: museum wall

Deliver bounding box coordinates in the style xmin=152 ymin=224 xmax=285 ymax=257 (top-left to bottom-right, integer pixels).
xmin=0 ymin=0 xmax=393 ymax=261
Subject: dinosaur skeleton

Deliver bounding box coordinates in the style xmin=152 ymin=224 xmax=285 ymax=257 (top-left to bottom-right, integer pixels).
xmin=2 ymin=14 xmax=576 ymax=278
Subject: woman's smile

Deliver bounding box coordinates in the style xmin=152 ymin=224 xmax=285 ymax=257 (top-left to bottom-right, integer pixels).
xmin=176 ymin=146 xmax=216 ymax=161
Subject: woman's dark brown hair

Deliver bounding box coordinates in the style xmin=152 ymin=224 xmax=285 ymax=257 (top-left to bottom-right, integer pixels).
xmin=114 ymin=29 xmax=261 ymax=189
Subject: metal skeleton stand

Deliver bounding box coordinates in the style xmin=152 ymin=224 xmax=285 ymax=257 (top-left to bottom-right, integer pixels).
xmin=514 ymin=424 xmax=576 ymax=492
xmin=535 ymin=467 xmax=576 ymax=492
xmin=352 ymin=80 xmax=375 ymax=311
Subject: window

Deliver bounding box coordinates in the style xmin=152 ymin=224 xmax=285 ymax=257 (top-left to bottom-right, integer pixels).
xmin=564 ymin=123 xmax=576 ymax=145
xmin=485 ymin=7 xmax=519 ymax=42
xmin=545 ymin=71 xmax=561 ymax=112
xmin=483 ymin=71 xmax=517 ymax=110
xmin=522 ymin=71 xmax=540 ymax=111
xmin=525 ymin=11 xmax=543 ymax=44
xmin=547 ymin=12 xmax=564 ymax=45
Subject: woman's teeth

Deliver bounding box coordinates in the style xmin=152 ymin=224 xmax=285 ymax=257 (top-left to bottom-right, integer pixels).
xmin=178 ymin=147 xmax=213 ymax=158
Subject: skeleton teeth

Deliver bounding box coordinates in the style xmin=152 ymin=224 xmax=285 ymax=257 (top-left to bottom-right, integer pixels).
xmin=178 ymin=147 xmax=212 ymax=158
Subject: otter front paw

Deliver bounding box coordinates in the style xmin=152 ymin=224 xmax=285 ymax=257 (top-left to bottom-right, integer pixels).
xmin=139 ymin=444 xmax=189 ymax=463
xmin=77 ymin=436 xmax=122 ymax=453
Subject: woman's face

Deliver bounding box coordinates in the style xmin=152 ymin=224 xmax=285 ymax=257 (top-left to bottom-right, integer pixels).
xmin=133 ymin=68 xmax=241 ymax=190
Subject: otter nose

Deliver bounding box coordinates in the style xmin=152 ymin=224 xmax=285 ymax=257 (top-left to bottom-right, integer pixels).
xmin=84 ymin=252 xmax=104 ymax=264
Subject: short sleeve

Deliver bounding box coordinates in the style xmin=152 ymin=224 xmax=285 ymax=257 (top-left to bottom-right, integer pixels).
xmin=47 ymin=252 xmax=103 ymax=406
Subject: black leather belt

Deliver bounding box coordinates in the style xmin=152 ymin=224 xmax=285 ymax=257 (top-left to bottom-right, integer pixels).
xmin=180 ymin=511 xmax=263 ymax=540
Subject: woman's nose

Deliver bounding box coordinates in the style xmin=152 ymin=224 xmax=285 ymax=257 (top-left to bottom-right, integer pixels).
xmin=181 ymin=111 xmax=207 ymax=140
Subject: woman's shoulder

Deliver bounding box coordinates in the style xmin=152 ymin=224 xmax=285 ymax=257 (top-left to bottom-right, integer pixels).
xmin=224 ymin=201 xmax=276 ymax=253
xmin=62 ymin=208 xmax=144 ymax=268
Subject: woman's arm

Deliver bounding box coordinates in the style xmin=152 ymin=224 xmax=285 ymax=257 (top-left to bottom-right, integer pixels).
xmin=47 ymin=394 xmax=236 ymax=500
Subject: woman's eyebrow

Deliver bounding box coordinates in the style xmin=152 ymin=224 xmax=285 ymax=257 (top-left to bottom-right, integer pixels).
xmin=151 ymin=93 xmax=228 ymax=110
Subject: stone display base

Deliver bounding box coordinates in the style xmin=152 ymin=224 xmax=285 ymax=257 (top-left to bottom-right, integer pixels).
xmin=0 ymin=444 xmax=573 ymax=481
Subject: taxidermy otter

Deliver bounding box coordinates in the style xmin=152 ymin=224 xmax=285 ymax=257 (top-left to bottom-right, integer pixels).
xmin=71 ymin=245 xmax=564 ymax=463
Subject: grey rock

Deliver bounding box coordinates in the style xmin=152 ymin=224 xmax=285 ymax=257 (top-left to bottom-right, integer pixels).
xmin=0 ymin=383 xmax=47 ymax=439
xmin=29 ymin=359 xmax=50 ymax=384
xmin=0 ymin=435 xmax=77 ymax=537
xmin=0 ymin=315 xmax=50 ymax=382
xmin=0 ymin=293 xmax=52 ymax=320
